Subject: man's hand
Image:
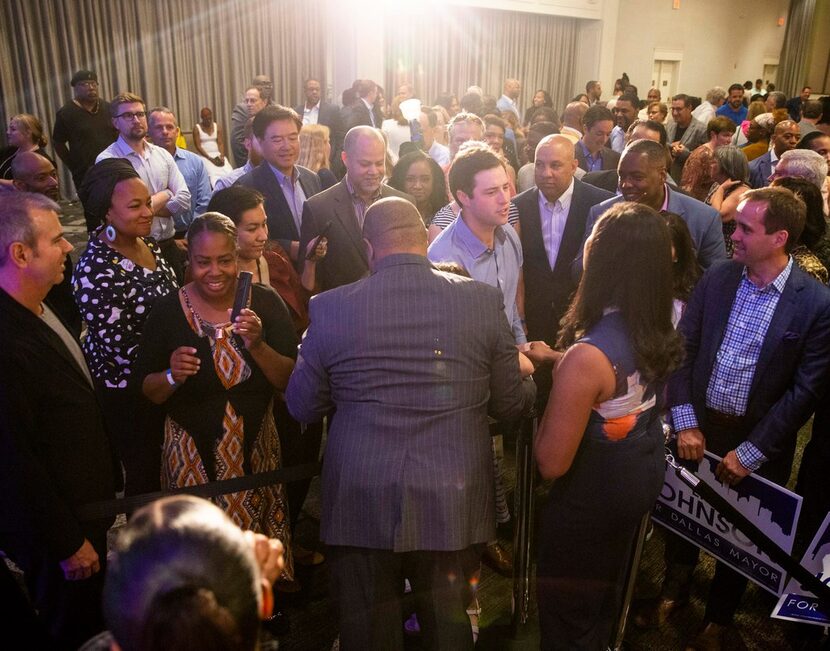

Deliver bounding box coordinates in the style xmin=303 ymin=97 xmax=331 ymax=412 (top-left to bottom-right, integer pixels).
xmin=676 ymin=427 xmax=706 ymax=461
xmin=173 ymin=238 xmax=188 ymax=252
xmin=59 ymin=539 xmax=100 ymax=581
xmin=670 ymin=142 xmax=686 ymax=159
xmin=716 ymin=450 xmax=751 ymax=486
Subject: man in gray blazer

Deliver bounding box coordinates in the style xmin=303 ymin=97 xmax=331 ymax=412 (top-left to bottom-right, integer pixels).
xmin=666 ymin=94 xmax=708 ymax=183
xmin=579 ymin=140 xmax=726 ymax=273
xmin=299 ymin=127 xmax=412 ymax=291
xmin=286 ymin=197 xmax=535 ymax=650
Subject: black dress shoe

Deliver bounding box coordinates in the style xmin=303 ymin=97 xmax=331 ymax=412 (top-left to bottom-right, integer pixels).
xmin=483 ymin=542 xmax=513 ymax=576
xmin=263 ymin=609 xmax=290 ymax=636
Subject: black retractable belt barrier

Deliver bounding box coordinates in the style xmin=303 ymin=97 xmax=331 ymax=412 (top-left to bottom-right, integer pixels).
xmin=511 ymin=411 xmax=537 ymax=638
xmin=76 ymin=462 xmax=321 ymax=521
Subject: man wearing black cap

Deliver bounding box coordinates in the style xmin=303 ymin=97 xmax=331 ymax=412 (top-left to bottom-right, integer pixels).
xmin=52 ymin=70 xmax=116 ymax=231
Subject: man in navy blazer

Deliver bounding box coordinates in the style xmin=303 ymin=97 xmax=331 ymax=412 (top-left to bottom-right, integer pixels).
xmin=236 ymin=105 xmax=322 ymax=262
xmin=650 ymin=187 xmax=830 ymax=648
xmin=581 ymin=139 xmax=726 ymax=272
xmin=286 ymin=197 xmax=535 ymax=649
xmin=294 ymin=77 xmax=343 ymax=169
xmin=748 ymin=119 xmax=800 ymax=188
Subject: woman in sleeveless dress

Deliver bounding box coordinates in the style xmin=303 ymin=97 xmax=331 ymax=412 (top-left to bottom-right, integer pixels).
xmin=534 ymin=202 xmax=685 ymax=650
xmin=192 ymin=107 xmax=234 ymax=187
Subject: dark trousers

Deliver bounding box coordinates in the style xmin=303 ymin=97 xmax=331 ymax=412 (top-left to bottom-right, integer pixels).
xmin=157 ymin=236 xmax=186 ymax=285
xmin=328 ymin=544 xmax=482 ymax=651
xmin=97 ymin=385 xmax=165 ymax=497
xmin=1 ymin=531 xmax=108 ymax=650
xmin=273 ymin=399 xmax=324 ymax=529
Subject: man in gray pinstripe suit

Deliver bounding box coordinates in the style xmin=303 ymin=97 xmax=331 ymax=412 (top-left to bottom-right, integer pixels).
xmin=286 ymin=197 xmax=535 ymax=650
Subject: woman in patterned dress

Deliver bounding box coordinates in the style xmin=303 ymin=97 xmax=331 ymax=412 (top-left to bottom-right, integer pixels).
xmin=73 ymin=158 xmax=178 ymax=496
xmin=136 ymin=212 xmax=297 ymax=581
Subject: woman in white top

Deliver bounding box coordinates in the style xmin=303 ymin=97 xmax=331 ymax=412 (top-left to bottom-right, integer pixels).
xmin=381 ymin=97 xmax=413 ymax=165
xmin=192 ymin=107 xmax=234 ymax=187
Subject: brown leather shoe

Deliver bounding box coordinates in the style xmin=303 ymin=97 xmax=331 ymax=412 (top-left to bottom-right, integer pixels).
xmin=483 ymin=542 xmax=513 ymax=576
xmin=685 ymin=622 xmax=728 ymax=651
xmin=631 ymin=595 xmax=688 ymax=629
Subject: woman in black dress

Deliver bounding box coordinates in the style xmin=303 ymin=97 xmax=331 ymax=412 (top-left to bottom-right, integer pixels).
xmin=136 ymin=212 xmax=297 ymax=580
xmin=534 ymin=203 xmax=685 ymax=650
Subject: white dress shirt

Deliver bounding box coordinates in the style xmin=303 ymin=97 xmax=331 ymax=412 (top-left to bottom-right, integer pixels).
xmin=538 ymin=178 xmax=574 ymax=269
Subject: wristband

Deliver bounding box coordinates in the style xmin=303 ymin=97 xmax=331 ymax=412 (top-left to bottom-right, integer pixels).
xmin=165 ymin=368 xmax=179 ymax=388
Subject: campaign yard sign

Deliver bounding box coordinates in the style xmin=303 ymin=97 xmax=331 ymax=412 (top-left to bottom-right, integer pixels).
xmin=772 ymin=512 xmax=830 ymax=626
xmin=653 ymin=450 xmax=802 ymax=595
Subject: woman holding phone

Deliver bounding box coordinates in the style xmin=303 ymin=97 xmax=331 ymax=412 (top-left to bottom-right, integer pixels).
xmin=136 ymin=212 xmax=297 ymax=579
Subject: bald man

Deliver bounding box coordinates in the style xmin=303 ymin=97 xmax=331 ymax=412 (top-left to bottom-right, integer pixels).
xmin=287 ymin=197 xmax=535 ymax=650
xmin=512 ymin=135 xmax=613 ymax=347
xmin=749 ymin=119 xmax=801 ymax=188
xmin=11 ymin=151 xmax=60 ymax=201
xmin=298 ymin=126 xmax=413 ymax=291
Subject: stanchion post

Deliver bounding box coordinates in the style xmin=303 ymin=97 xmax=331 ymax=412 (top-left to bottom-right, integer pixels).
xmin=511 ymin=412 xmax=537 ymax=638
xmin=609 ymin=511 xmax=651 ymax=650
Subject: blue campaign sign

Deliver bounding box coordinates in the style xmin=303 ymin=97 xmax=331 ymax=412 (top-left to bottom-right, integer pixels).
xmin=772 ymin=512 xmax=830 ymax=626
xmin=653 ymin=450 xmax=802 ymax=595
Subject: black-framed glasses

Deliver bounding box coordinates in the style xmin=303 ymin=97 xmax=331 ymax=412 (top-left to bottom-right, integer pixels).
xmin=115 ymin=111 xmax=146 ymax=120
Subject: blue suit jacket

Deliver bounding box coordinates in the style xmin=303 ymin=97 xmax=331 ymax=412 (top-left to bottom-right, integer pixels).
xmin=582 ymin=186 xmax=726 ymax=271
xmin=668 ymin=261 xmax=830 ymax=483
xmin=236 ymin=162 xmax=322 ymax=253
xmin=285 ymin=254 xmax=536 ymax=551
xmin=749 ymin=151 xmax=773 ymax=189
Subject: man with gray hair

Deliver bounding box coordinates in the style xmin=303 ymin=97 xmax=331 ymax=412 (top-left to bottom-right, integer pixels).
xmin=231 ymin=75 xmax=273 ymax=166
xmin=0 ymin=192 xmax=118 ymax=648
xmin=771 ymin=149 xmax=828 ymax=190
xmin=693 ymin=86 xmax=727 ymax=126
xmin=299 ymin=126 xmax=412 ymax=291
xmin=287 ymin=196 xmax=535 ymax=650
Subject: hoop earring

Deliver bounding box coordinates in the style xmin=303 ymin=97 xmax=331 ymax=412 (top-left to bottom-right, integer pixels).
xmin=104 ymin=224 xmax=117 ymax=242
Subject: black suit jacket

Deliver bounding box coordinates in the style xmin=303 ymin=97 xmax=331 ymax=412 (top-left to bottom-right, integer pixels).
xmin=668 ymin=261 xmax=830 ymax=484
xmin=575 ymin=144 xmax=620 ymax=173
xmin=512 ymin=180 xmax=613 ymax=344
xmin=0 ymin=288 xmax=117 ymax=562
xmin=343 ymin=101 xmax=383 ymax=133
xmin=236 ymin=163 xmax=322 ymax=252
xmin=581 ymin=169 xmax=619 ymax=194
xmin=299 ymin=179 xmax=414 ymax=291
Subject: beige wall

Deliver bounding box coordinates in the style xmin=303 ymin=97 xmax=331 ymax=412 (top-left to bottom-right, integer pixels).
xmin=610 ymin=0 xmax=790 ymax=99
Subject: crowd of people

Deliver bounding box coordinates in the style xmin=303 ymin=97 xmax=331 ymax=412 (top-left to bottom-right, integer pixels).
xmin=1 ymin=65 xmax=830 ymax=651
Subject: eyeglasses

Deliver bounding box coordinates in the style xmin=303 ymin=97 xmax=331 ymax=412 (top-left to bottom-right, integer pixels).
xmin=116 ymin=111 xmax=146 ymax=121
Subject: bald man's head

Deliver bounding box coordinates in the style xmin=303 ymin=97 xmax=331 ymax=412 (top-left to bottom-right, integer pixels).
xmin=562 ymin=102 xmax=588 ymax=131
xmin=12 ymin=152 xmax=60 ymax=201
xmin=362 ymin=197 xmax=427 ymax=265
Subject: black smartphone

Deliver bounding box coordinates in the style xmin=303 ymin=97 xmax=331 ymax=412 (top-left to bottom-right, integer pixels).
xmin=306 ymin=220 xmax=333 ymax=260
xmin=230 ymin=271 xmax=253 ymax=324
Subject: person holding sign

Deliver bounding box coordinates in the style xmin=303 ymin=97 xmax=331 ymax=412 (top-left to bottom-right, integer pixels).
xmin=135 ymin=213 xmax=297 ymax=584
xmin=652 ymin=187 xmax=830 ymax=649
xmin=534 ymin=202 xmax=684 ymax=650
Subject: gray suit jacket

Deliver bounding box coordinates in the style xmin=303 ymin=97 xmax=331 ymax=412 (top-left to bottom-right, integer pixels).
xmin=665 ymin=117 xmax=708 ymax=182
xmin=749 ymin=151 xmax=773 ymax=189
xmin=580 ymin=186 xmax=726 ymax=272
xmin=285 ymin=254 xmax=536 ymax=551
xmin=299 ymin=178 xmax=414 ymax=290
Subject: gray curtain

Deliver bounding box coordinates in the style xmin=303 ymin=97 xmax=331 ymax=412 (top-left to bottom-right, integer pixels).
xmin=0 ymin=0 xmax=328 ymax=195
xmin=383 ymin=7 xmax=579 ymax=117
xmin=778 ymin=0 xmax=816 ymax=98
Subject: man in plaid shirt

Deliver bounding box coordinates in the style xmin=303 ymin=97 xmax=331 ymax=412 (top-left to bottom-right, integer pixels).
xmin=637 ymin=186 xmax=830 ymax=649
